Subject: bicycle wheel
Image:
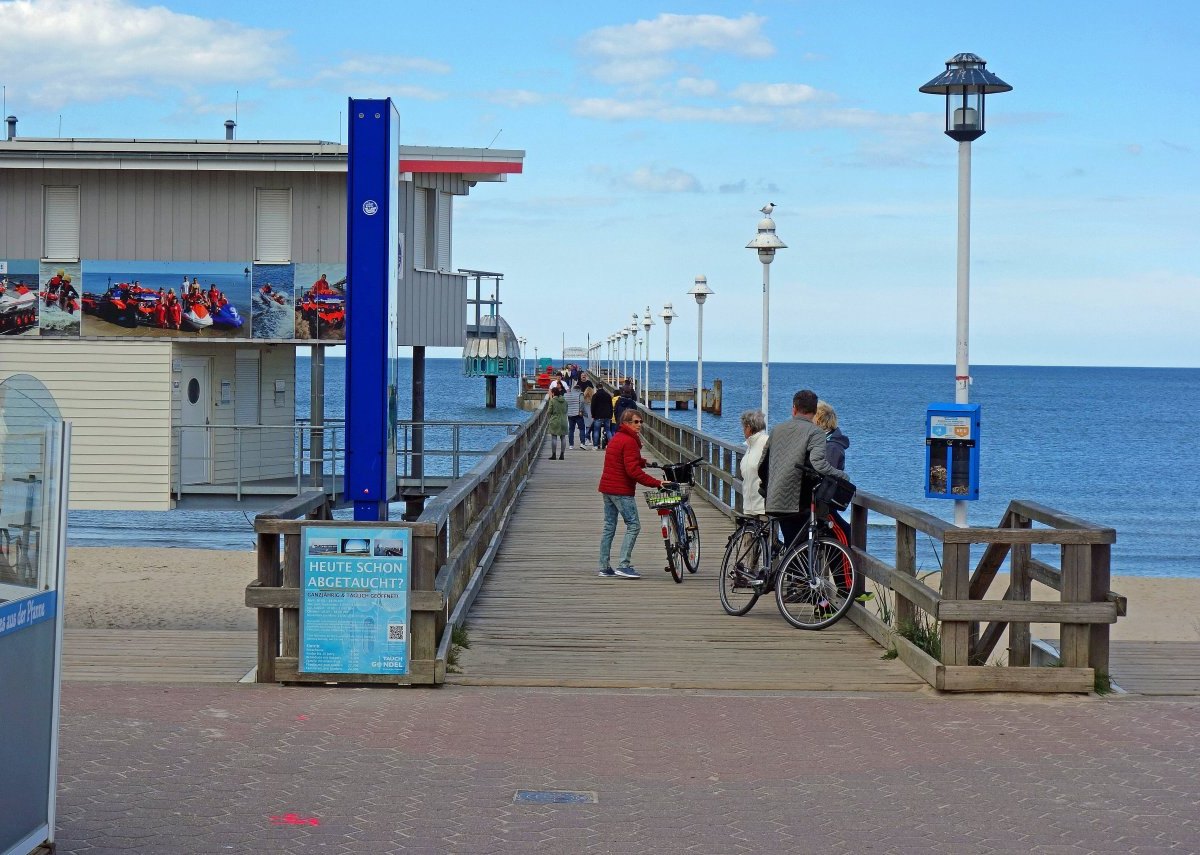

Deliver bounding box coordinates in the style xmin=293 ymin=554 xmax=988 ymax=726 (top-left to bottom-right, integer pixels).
xmin=663 ymin=513 xmax=685 ymax=583
xmin=719 ymin=524 xmax=766 ymax=616
xmin=681 ymin=503 xmax=700 ymax=573
xmin=774 ymin=537 xmax=857 ymax=630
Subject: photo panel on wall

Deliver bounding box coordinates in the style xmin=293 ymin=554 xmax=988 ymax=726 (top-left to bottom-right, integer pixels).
xmin=79 ymin=261 xmax=251 ymax=339
xmin=38 ymin=261 xmax=81 ymax=337
xmin=251 ymin=263 xmax=296 ymax=340
xmin=294 ymin=263 xmax=347 ymax=342
xmin=0 ymin=260 xmax=43 ymax=337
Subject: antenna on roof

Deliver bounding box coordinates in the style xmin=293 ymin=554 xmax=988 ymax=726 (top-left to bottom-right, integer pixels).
xmin=338 ymin=110 xmax=342 ymax=145
xmin=58 ymin=114 xmax=62 ymax=137
xmin=234 ymin=89 xmax=240 ymax=129
xmin=486 ymin=128 xmax=502 ymax=149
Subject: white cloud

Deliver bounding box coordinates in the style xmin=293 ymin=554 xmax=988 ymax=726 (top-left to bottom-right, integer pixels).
xmin=485 ymin=89 xmax=548 ymax=108
xmin=676 ymin=77 xmax=719 ymax=97
xmin=580 ymin=13 xmax=773 ymax=84
xmin=731 ymin=82 xmax=830 ymax=106
xmin=0 ymin=0 xmax=286 ymax=106
xmin=623 ymin=166 xmax=702 ymax=193
xmin=571 ymin=98 xmax=774 ymax=124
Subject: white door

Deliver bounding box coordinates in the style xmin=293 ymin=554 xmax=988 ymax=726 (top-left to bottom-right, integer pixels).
xmin=180 ymin=357 xmax=212 ymax=485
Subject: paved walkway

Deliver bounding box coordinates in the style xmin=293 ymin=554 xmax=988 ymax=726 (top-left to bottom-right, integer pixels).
xmin=55 ymin=681 xmax=1200 ymax=854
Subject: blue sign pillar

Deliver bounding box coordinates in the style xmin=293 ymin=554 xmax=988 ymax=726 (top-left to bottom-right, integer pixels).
xmin=345 ymin=98 xmax=401 ymax=520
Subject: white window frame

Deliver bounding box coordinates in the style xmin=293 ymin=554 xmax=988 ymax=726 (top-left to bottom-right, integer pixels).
xmin=254 ymin=188 xmax=292 ymax=263
xmin=42 ymin=185 xmax=80 ymax=262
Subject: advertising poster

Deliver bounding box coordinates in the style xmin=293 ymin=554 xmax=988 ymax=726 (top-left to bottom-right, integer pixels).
xmin=251 ymin=263 xmax=295 ymax=339
xmin=300 ymin=526 xmax=410 ymax=675
xmin=0 ymin=260 xmax=42 ymax=337
xmin=37 ymin=261 xmax=81 ymax=337
xmin=294 ymin=263 xmax=346 ymax=342
xmin=79 ymin=260 xmax=251 ymax=339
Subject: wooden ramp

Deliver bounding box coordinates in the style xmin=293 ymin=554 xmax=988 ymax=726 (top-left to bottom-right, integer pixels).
xmin=63 ymin=630 xmax=256 ymax=683
xmin=453 ymin=447 xmax=925 ymax=692
xmin=1109 ymin=641 xmax=1200 ymax=696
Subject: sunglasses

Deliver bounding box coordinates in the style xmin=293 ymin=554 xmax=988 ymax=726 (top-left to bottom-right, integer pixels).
xmin=630 ymin=419 xmax=644 ymax=424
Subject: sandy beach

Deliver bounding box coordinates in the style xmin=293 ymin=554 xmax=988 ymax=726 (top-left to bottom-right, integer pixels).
xmin=63 ymin=546 xmax=1200 ymax=642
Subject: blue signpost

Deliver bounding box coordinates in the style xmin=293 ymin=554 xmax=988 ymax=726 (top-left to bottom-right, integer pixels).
xmin=345 ymin=98 xmax=401 ymax=521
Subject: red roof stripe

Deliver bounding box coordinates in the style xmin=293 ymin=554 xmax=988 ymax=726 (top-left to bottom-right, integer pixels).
xmin=400 ymin=159 xmax=523 ymax=174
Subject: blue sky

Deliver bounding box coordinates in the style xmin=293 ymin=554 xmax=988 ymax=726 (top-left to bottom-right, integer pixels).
xmin=2 ymin=0 xmax=1196 ymax=367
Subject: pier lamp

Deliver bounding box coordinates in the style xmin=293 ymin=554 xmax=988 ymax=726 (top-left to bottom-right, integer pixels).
xmin=660 ymin=303 xmax=676 ymax=421
xmin=688 ymin=275 xmax=713 ymax=433
xmin=518 ymin=336 xmax=527 ymax=385
xmin=920 ymin=52 xmax=1011 ymax=527
xmin=746 ymin=207 xmax=786 ymax=417
xmin=642 ymin=307 xmax=654 ymax=408
xmin=622 ymin=327 xmax=631 ymax=384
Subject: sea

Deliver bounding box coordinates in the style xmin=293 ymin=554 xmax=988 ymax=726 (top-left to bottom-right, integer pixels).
xmin=70 ymin=357 xmax=1199 ymax=580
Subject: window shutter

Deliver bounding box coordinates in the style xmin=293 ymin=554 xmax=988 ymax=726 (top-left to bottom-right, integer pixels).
xmin=437 ymin=191 xmax=452 ymax=271
xmin=43 ymin=186 xmax=80 ymax=261
xmin=255 ymin=188 xmax=291 ymax=262
xmin=413 ymin=187 xmax=428 ymax=269
xmin=235 ymin=350 xmax=261 ymax=424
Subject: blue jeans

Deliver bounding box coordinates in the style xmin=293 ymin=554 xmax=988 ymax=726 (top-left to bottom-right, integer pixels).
xmin=590 ymin=420 xmax=606 ymax=447
xmin=568 ymin=415 xmax=586 ymax=446
xmin=599 ymin=493 xmax=640 ymax=569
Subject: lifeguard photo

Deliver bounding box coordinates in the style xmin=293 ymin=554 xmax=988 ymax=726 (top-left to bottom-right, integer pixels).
xmin=293 ymin=263 xmax=347 ymax=342
xmin=37 ymin=261 xmax=81 ymax=337
xmin=251 ymin=263 xmax=295 ymax=339
xmin=0 ymin=260 xmax=42 ymax=337
xmin=79 ymin=260 xmax=251 ymax=339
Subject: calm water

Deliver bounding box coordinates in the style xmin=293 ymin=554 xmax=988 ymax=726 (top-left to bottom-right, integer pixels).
xmin=71 ymin=357 xmax=1199 ymax=579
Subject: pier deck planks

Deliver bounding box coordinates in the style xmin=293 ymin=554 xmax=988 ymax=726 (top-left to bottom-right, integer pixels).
xmin=63 ymin=629 xmax=256 ymax=683
xmin=453 ymin=445 xmax=924 ymax=692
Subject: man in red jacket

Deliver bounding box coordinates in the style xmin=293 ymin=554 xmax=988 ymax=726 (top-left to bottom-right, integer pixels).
xmin=597 ymin=408 xmax=666 ymax=579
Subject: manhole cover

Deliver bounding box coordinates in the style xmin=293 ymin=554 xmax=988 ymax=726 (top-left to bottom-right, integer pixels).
xmin=512 ymin=790 xmax=597 ymax=804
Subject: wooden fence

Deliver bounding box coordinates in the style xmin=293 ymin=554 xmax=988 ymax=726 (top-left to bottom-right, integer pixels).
xmin=245 ymin=402 xmax=548 ymax=685
xmin=634 ymin=401 xmax=1122 ymax=693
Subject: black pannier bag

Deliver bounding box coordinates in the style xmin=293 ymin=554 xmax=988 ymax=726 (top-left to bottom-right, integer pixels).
xmin=814 ymin=473 xmax=856 ymax=512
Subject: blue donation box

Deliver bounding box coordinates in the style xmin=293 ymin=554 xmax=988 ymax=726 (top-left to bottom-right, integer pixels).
xmin=925 ymin=403 xmax=981 ymax=500
xmin=299 ymin=526 xmax=411 ymax=676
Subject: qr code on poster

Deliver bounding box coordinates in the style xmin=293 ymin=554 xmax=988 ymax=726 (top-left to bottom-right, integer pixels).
xmin=387 ymin=623 xmax=407 ymax=642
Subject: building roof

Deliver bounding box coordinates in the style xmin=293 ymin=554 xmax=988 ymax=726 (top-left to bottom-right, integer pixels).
xmin=0 ymin=137 xmax=524 ymax=178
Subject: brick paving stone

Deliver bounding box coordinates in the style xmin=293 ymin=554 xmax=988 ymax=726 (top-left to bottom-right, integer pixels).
xmin=48 ymin=684 xmax=1200 ymax=854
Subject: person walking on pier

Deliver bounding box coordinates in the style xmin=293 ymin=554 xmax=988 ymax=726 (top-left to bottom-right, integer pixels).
xmin=589 ymin=383 xmax=613 ymax=449
xmin=547 ymin=386 xmax=568 ymax=460
xmin=565 ymin=382 xmax=586 ymax=449
xmin=581 ymin=386 xmax=596 ymax=449
xmin=739 ymin=409 xmax=768 ymax=517
xmin=757 ymin=390 xmax=846 ymax=552
xmin=597 ymin=409 xmax=666 ymax=579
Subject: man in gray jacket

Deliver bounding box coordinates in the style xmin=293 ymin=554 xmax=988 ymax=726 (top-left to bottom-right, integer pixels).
xmin=757 ymin=389 xmax=846 ymax=549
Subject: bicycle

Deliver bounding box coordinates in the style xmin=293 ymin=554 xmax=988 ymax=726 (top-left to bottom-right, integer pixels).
xmin=643 ymin=457 xmax=703 ymax=583
xmin=718 ymin=467 xmax=859 ymax=629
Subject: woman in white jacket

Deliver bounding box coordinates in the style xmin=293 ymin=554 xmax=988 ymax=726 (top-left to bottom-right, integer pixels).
xmin=739 ymin=409 xmax=768 ymax=516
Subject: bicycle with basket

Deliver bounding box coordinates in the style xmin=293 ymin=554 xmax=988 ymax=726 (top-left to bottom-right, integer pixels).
xmin=644 ymin=456 xmax=703 ymax=583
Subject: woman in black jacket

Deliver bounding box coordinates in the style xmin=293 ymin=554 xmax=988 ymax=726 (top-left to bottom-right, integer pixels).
xmin=589 ymin=384 xmax=614 ymax=448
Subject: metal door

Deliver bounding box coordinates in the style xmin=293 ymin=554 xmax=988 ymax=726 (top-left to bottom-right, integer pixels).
xmin=179 ymin=358 xmax=211 ymax=485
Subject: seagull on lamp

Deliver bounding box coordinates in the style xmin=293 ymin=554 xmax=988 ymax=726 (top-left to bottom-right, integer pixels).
xmin=760 ymin=202 xmax=775 ymax=216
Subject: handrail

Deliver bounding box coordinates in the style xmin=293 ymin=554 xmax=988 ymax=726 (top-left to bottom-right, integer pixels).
xmin=245 ymin=398 xmax=548 ymax=686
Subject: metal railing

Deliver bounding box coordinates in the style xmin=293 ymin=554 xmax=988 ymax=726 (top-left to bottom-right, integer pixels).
xmin=173 ymin=418 xmax=526 ymax=499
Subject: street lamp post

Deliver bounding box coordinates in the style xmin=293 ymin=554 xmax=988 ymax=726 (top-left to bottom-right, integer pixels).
xmin=688 ymin=275 xmax=714 ymax=433
xmin=642 ymin=307 xmax=654 ymax=408
xmin=920 ymin=52 xmax=1011 ymax=527
xmin=518 ymin=336 xmax=527 ymax=386
xmin=660 ymin=303 xmax=676 ymax=421
xmin=746 ymin=206 xmax=786 ymax=418
xmin=622 ymin=328 xmax=630 ymax=384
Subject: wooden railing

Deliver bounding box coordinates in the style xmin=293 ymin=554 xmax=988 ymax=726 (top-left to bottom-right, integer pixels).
xmin=246 ymin=401 xmax=548 ymax=685
xmin=628 ymin=395 xmax=1122 ymax=694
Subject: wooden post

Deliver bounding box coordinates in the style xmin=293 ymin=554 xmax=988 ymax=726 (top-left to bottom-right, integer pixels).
xmin=941 ymin=542 xmax=971 ymax=666
xmin=256 ymin=531 xmax=280 ymax=683
xmin=1060 ymin=543 xmax=1091 ymax=669
xmin=281 ymin=530 xmax=301 ymax=660
xmin=895 ymin=522 xmax=917 ymax=631
xmin=722 ymin=447 xmax=733 ymax=509
xmin=411 ymin=530 xmax=440 ymax=676
xmin=1089 ymin=542 xmax=1111 ymax=677
xmin=1008 ymin=514 xmax=1032 ymax=666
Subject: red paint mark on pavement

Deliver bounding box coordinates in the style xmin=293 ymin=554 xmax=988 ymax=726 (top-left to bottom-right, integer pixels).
xmin=270 ymin=813 xmax=320 ymax=826
xmin=296 ymin=715 xmax=309 ymax=721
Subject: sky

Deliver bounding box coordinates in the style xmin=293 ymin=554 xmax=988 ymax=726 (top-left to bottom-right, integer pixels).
xmin=1 ymin=0 xmax=1197 ymax=367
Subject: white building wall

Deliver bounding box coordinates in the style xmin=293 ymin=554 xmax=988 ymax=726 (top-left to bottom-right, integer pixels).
xmin=0 ymin=339 xmax=172 ymax=510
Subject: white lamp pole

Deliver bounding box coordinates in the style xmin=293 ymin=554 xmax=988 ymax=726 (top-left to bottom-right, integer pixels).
xmin=746 ymin=206 xmax=786 ymax=418
xmin=518 ymin=336 xmax=527 ymax=385
xmin=921 ymin=52 xmax=1011 ymax=527
xmin=642 ymin=307 xmax=654 ymax=408
xmin=688 ymin=275 xmax=713 ymax=434
xmin=660 ymin=303 xmax=675 ymax=421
